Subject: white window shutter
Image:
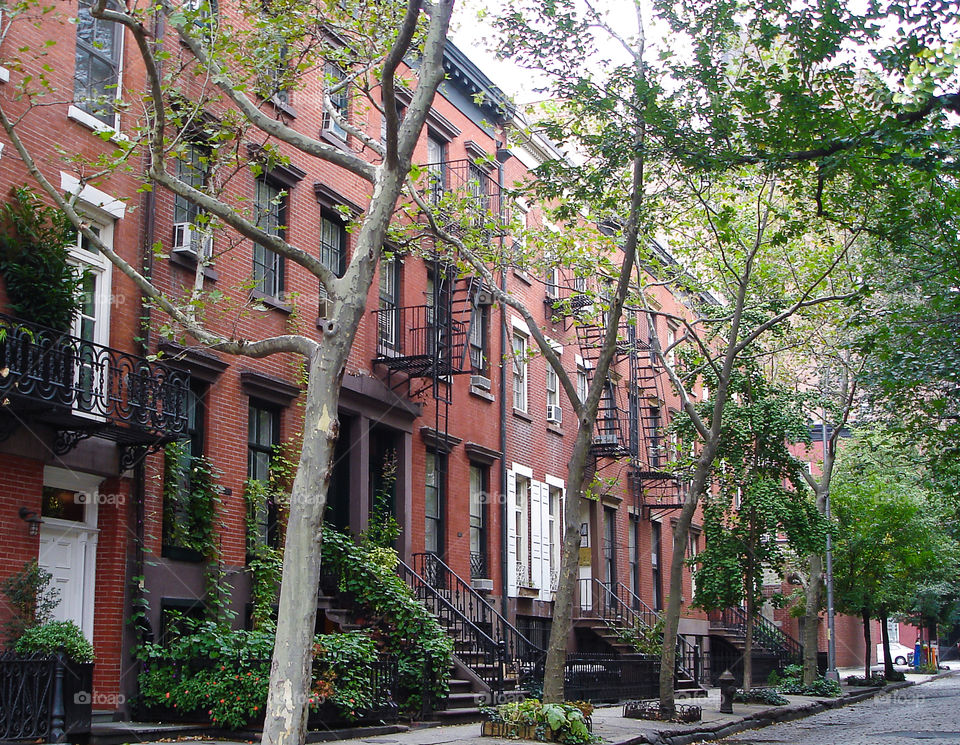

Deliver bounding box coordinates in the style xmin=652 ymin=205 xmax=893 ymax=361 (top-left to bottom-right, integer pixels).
xmin=506 ymin=470 xmax=517 ymax=597
xmin=530 ymin=481 xmax=543 ymax=592
xmin=540 ymin=485 xmax=554 ymax=601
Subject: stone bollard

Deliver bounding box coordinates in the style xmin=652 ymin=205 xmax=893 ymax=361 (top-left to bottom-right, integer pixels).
xmin=719 ymin=670 xmax=736 ymax=714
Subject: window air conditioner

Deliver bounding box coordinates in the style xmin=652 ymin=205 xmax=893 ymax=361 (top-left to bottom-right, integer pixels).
xmin=172 ymin=222 xmax=213 ymax=259
xmin=546 ymin=405 xmax=562 ymax=424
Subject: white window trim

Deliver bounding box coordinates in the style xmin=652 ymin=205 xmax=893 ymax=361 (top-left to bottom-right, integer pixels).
xmin=60 ymin=172 xmax=127 ymax=219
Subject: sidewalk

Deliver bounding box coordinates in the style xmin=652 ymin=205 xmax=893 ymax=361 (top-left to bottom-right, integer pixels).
xmin=125 ymin=669 xmax=953 ymax=745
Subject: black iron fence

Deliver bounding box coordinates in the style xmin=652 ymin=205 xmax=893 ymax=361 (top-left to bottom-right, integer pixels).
xmin=0 ymin=651 xmax=93 ymax=743
xmin=564 ymin=653 xmax=660 ymax=702
xmin=0 ymin=312 xmax=189 ymax=441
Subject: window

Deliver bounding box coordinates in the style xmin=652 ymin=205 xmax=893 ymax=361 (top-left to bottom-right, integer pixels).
xmin=378 ymin=257 xmax=399 ymax=351
xmin=576 ymin=365 xmax=588 ymax=406
xmin=603 ymin=507 xmax=616 ymax=589
xmin=469 ymin=464 xmax=487 ymax=578
xmin=548 ymin=485 xmax=562 ymax=591
xmin=163 ymin=380 xmax=208 ymax=559
xmin=317 ymin=212 xmax=346 ymax=300
xmin=647 ymin=405 xmax=663 ymax=468
xmin=427 ymin=135 xmax=447 ymax=201
xmin=248 ymin=402 xmax=280 ymax=547
xmin=651 ymin=521 xmax=663 ymax=611
xmin=666 ymin=321 xmax=679 ymax=366
xmin=688 ymin=530 xmax=701 ymax=598
xmin=546 ymin=366 xmax=559 ymax=421
xmin=173 ymin=143 xmax=213 ymax=259
xmin=253 ymin=178 xmax=286 ymax=298
xmin=515 ymin=475 xmax=530 ymax=586
xmin=512 ymin=333 xmax=528 ymax=412
xmin=74 ymin=0 xmax=123 ymax=127
xmin=469 ymin=300 xmax=488 ymax=374
xmin=467 ymin=162 xmax=490 ymax=217
xmin=425 ymin=451 xmax=444 ymax=554
xmin=322 ymin=63 xmax=348 ymax=139
xmin=628 ymin=515 xmax=640 ymax=607
xmin=545 ymin=265 xmax=560 ymax=299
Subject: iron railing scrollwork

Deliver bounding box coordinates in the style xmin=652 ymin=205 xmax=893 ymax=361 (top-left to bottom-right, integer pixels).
xmin=470 ymin=551 xmax=487 ymax=579
xmin=0 ymin=651 xmax=92 ymax=743
xmin=0 ymin=312 xmax=189 ymax=443
xmin=407 ymin=553 xmax=546 ymax=695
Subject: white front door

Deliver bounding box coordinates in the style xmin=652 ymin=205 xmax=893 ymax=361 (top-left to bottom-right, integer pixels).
xmin=37 ymin=467 xmax=101 ymax=642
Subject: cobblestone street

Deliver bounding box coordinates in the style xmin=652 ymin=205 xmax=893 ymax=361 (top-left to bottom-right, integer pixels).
xmin=708 ymin=674 xmax=960 ymax=744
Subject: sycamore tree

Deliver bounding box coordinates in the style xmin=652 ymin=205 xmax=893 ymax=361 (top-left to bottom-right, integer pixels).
xmin=0 ymin=1 xmax=456 ymax=743
xmin=684 ymin=368 xmax=823 ymax=690
xmin=831 ymin=429 xmax=960 ymax=679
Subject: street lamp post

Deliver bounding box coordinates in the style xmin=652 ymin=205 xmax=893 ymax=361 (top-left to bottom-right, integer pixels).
xmin=822 ymin=401 xmax=839 ymax=682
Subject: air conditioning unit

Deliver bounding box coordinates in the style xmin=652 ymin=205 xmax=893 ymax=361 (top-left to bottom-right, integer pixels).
xmin=594 ymin=433 xmax=619 ymax=445
xmin=172 ymin=222 xmax=213 ymax=259
xmin=475 ymin=289 xmax=495 ymax=306
xmin=546 ymin=405 xmax=562 ymax=424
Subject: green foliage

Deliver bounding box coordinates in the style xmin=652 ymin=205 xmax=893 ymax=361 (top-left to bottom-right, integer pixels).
xmin=312 ymin=631 xmax=381 ymax=720
xmin=775 ymin=664 xmax=840 ymax=697
xmin=483 ymin=699 xmax=598 ymax=745
xmin=321 ymin=528 xmax=452 ymax=713
xmin=0 ymin=187 xmax=84 ymax=331
xmin=15 ymin=620 xmax=95 ymax=663
xmin=845 ymin=673 xmax=885 ymax=687
xmin=612 ymin=618 xmax=663 ymax=656
xmin=162 ymin=443 xmax=222 ymax=559
xmin=1 ymin=560 xmax=60 ymax=646
xmin=733 ymin=688 xmax=788 ymax=706
xmin=361 ymin=450 xmax=401 ymax=549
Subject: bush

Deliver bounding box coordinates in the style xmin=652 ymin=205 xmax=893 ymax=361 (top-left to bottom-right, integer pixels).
xmin=1 ymin=560 xmax=60 ymax=645
xmin=846 ymin=673 xmax=885 ymax=687
xmin=775 ymin=664 xmax=841 ymax=697
xmin=15 ymin=621 xmax=94 ymax=663
xmin=885 ymin=670 xmax=906 ymax=682
xmin=483 ymin=699 xmax=598 ymax=745
xmin=734 ymin=687 xmax=788 ymax=706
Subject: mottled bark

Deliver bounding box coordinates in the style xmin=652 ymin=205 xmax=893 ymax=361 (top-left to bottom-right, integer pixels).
xmin=803 ymin=553 xmax=823 ymax=685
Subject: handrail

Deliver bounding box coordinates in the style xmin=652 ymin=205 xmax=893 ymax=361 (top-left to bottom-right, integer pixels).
xmin=713 ymin=606 xmax=803 ymax=665
xmin=409 ymin=553 xmax=546 ymax=689
xmin=397 ymin=558 xmax=507 ymax=694
xmin=612 ymin=580 xmax=702 ymax=686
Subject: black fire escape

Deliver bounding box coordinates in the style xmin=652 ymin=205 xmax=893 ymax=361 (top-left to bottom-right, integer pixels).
xmin=572 ymin=307 xmax=684 ymax=512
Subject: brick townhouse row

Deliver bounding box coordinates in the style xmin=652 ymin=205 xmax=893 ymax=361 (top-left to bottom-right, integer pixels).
xmin=0 ymin=0 xmax=754 ymax=717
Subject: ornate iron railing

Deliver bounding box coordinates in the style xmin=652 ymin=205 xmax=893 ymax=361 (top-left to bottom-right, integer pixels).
xmin=407 ymin=553 xmax=546 ymax=695
xmin=564 ymin=652 xmax=660 ymax=702
xmin=470 ymin=551 xmax=487 ymax=579
xmin=372 ymin=305 xmax=468 ymax=377
xmin=710 ymin=606 xmax=803 ymax=668
xmin=580 ymin=578 xmax=702 ymax=687
xmin=0 ymin=312 xmax=189 ymax=445
xmin=0 ymin=651 xmax=93 ymax=743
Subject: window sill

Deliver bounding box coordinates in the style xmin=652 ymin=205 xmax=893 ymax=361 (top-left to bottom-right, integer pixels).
xmin=513 ymin=408 xmax=532 ymax=422
xmin=546 ymin=422 xmax=564 ymax=436
xmin=169 ymin=251 xmax=219 ymax=282
xmin=67 ymin=105 xmax=129 ymax=144
xmin=513 ymin=268 xmax=532 ymax=285
xmin=319 ymin=128 xmax=350 ymax=151
xmin=269 ymin=97 xmax=298 ymax=119
xmin=250 ymin=290 xmax=293 ymax=314
xmin=470 ymin=385 xmax=495 ymax=402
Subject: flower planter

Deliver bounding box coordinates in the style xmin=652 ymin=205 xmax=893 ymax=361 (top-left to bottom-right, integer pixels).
xmin=0 ymin=652 xmax=93 ymax=743
xmin=481 ymin=721 xmax=542 ymax=739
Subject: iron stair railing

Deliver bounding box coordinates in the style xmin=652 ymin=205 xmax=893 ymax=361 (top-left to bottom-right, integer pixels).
xmin=409 ymin=553 xmax=546 ymax=694
xmin=711 ymin=606 xmax=803 ymax=668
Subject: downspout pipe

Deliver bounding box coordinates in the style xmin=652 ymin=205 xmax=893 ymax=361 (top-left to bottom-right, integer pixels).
xmin=495 ymin=142 xmax=510 ymax=612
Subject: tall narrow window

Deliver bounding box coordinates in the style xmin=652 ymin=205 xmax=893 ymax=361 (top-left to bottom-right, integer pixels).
xmin=378 ymin=258 xmax=399 ymax=351
xmin=317 ymin=212 xmax=345 ymax=302
xmin=163 ymin=381 xmax=209 ymax=559
xmin=248 ymin=402 xmax=280 ymax=547
xmin=648 ymin=405 xmax=663 ymax=468
xmin=515 ymin=475 xmax=530 ymax=586
xmin=173 ymin=143 xmax=213 ymax=260
xmin=74 ymin=0 xmax=123 ymax=127
xmin=688 ymin=530 xmax=701 ymax=598
xmin=603 ymin=507 xmax=617 ymax=590
xmin=628 ymin=515 xmax=640 ymax=607
xmin=577 ymin=365 xmax=588 ymax=406
xmin=425 ymin=451 xmax=444 ymax=554
xmin=469 ymin=464 xmax=487 ymax=578
xmin=253 ymin=179 xmax=285 ymax=298
xmin=322 ymin=63 xmax=348 ymax=139
xmin=546 ymin=366 xmax=560 ymax=422
xmin=545 ymin=265 xmax=560 ymax=299
xmin=467 ymin=162 xmax=490 ymax=219
xmin=651 ymin=521 xmax=663 ymax=611
xmin=512 ymin=333 xmax=528 ymax=412
xmin=427 ymin=135 xmax=447 ymax=201
xmin=548 ymin=485 xmax=562 ymax=591
xmin=469 ymin=300 xmax=488 ymax=374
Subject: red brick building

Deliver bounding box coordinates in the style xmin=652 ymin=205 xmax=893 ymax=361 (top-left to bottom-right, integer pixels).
xmin=0 ymin=1 xmax=718 ymax=718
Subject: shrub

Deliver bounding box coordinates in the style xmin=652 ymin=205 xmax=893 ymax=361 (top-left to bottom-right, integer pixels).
xmin=734 ymin=687 xmax=788 ymax=706
xmin=1 ymin=560 xmax=60 ymax=645
xmin=15 ymin=621 xmax=94 ymax=663
xmin=885 ymin=670 xmax=906 ymax=682
xmin=845 ymin=673 xmax=885 ymax=687
xmin=483 ymin=699 xmax=598 ymax=745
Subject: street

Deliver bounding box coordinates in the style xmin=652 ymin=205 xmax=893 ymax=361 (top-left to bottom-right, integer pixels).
xmin=708 ymin=674 xmax=960 ymax=744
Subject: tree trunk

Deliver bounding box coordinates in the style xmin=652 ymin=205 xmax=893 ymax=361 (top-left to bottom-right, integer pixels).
xmin=541 ymin=425 xmax=594 ymax=702
xmin=861 ymin=607 xmax=871 ymax=679
xmin=658 ymin=451 xmax=715 ymax=717
xmin=802 ymin=553 xmax=823 ymax=685
xmin=880 ymin=608 xmax=894 ymax=679
xmin=262 ymin=346 xmax=344 ymax=745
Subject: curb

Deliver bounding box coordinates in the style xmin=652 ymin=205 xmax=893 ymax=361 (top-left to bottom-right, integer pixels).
xmin=616 ymin=673 xmax=952 ymax=745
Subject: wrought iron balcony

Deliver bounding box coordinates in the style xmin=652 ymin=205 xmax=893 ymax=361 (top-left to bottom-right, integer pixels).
xmin=0 ymin=312 xmax=190 ymax=455
xmin=373 ymin=305 xmax=469 ymax=377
